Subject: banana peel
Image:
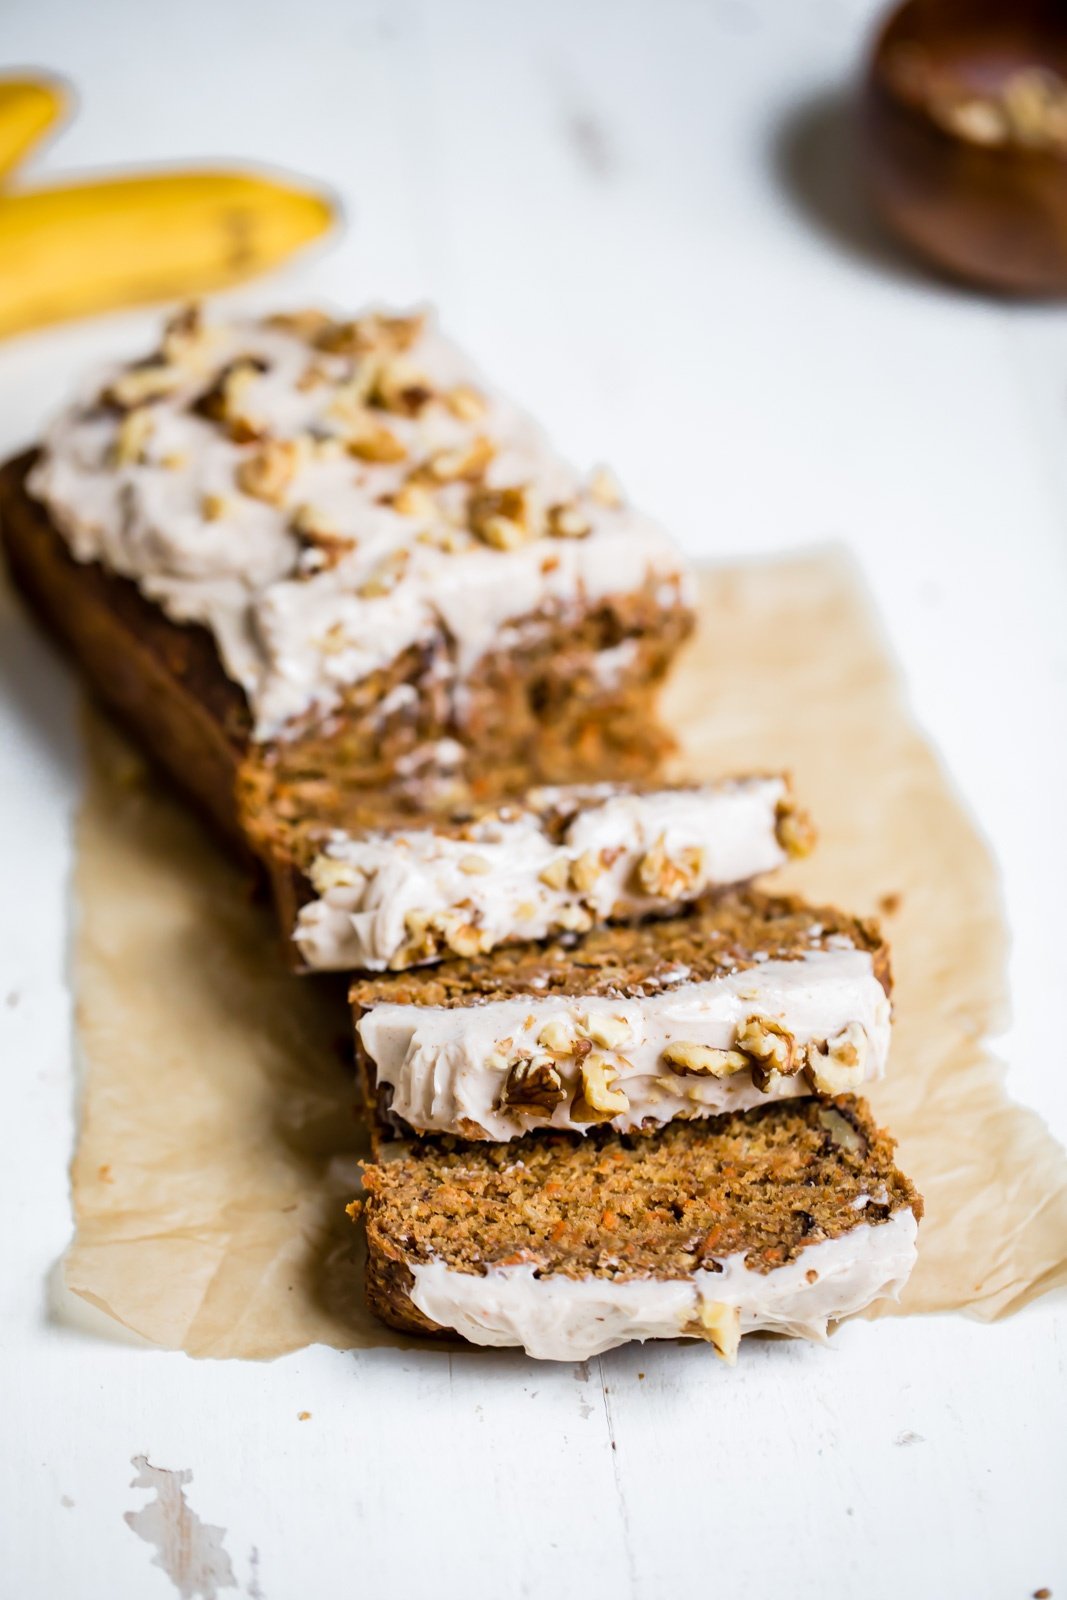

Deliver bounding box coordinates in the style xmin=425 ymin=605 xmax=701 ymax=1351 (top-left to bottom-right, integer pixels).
xmin=0 ymin=74 xmax=337 ymax=338
xmin=0 ymin=75 xmax=68 ymax=182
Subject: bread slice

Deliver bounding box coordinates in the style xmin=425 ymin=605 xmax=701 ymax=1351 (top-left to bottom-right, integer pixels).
xmin=0 ymin=304 xmax=694 ymax=879
xmin=351 ymin=889 xmax=891 ymax=1141
xmin=358 ymin=1095 xmax=921 ymax=1360
xmin=293 ymin=775 xmax=815 ymax=972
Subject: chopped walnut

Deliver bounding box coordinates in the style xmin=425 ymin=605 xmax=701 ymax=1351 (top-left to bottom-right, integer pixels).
xmin=691 ymin=1300 xmax=741 ymax=1364
xmin=104 ymin=362 xmax=183 ymax=410
xmin=369 ymin=355 xmax=434 ymax=416
xmin=193 ymin=358 xmax=267 ymax=436
xmin=201 ymin=492 xmax=230 ymax=522
xmin=538 ymin=857 xmax=570 ymax=891
xmin=113 ymin=407 xmax=155 ymax=466
xmin=446 ymin=384 xmax=488 ymax=421
xmin=160 ymin=302 xmax=206 ymax=364
xmin=308 ymin=855 xmax=360 ymax=893
xmin=469 ymin=484 xmax=536 ymax=550
xmin=422 ymin=435 xmax=495 ymax=484
xmin=569 ymin=850 xmax=603 ymax=893
xmin=582 ymin=1013 xmax=631 ymax=1051
xmin=555 ymin=904 xmax=593 ymax=934
xmin=436 ymin=912 xmax=493 ymax=959
xmin=316 ymin=311 xmax=426 ymax=358
xmin=394 ymin=908 xmax=484 ymax=967
xmin=546 ymin=502 xmax=592 ymax=539
xmin=775 ymin=799 xmax=817 ymax=860
xmin=806 ymin=1023 xmax=869 ymax=1094
xmin=236 ymin=438 xmax=305 ymax=505
xmin=636 ymin=836 xmax=706 ymax=900
xmin=538 ymin=1017 xmax=578 ymax=1056
xmin=576 ymin=1053 xmax=629 ymax=1119
xmin=661 ymin=1041 xmax=750 ymax=1077
xmin=499 ymin=1055 xmax=566 ymax=1117
xmin=345 ymin=419 xmax=407 ymax=464
xmin=390 ymin=483 xmax=437 ymax=519
xmin=266 ymin=308 xmax=335 ymax=341
xmin=736 ymin=1015 xmax=798 ymax=1092
xmin=292 ymin=504 xmax=356 ymax=570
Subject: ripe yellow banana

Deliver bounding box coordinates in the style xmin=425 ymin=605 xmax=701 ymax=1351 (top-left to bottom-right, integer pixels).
xmin=0 ymin=75 xmax=68 ymax=182
xmin=0 ymin=170 xmax=336 ymax=338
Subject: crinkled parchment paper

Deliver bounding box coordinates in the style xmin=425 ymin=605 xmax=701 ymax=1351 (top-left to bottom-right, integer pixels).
xmin=62 ymin=551 xmax=1067 ymax=1356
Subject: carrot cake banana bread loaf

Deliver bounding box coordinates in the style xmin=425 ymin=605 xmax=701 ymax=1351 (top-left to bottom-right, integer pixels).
xmin=351 ymin=889 xmax=891 ymax=1141
xmin=359 ymin=1096 xmax=921 ymax=1360
xmin=293 ymin=775 xmax=815 ymax=972
xmin=1 ymin=303 xmax=695 ymax=862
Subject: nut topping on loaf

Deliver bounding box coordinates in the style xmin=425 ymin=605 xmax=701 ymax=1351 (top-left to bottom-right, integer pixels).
xmin=29 ymin=303 xmax=692 ymax=742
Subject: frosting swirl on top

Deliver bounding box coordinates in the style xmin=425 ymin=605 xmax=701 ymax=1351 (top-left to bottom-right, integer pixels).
xmin=28 ymin=305 xmax=691 ymax=740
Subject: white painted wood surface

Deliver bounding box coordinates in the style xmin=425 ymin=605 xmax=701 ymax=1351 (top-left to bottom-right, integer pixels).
xmin=1 ymin=2 xmax=1065 ymax=1596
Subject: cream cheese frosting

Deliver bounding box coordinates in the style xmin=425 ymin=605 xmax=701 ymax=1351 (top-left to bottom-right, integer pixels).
xmin=406 ymin=1208 xmax=918 ymax=1360
xmin=295 ymin=777 xmax=798 ymax=971
xmin=28 ymin=305 xmax=691 ymax=741
xmin=358 ymin=943 xmax=891 ymax=1138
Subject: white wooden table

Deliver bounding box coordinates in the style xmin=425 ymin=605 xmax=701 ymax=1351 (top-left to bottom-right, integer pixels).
xmin=1 ymin=2 xmax=1065 ymax=1596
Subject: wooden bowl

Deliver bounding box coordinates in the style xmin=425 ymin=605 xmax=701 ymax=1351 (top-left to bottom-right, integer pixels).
xmin=860 ymin=0 xmax=1067 ymax=296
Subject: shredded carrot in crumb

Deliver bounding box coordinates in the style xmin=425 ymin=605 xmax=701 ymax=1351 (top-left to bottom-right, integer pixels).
xmin=550 ymin=1220 xmax=568 ymax=1243
xmin=600 ymin=1210 xmax=618 ymax=1229
xmin=544 ymin=1180 xmax=562 ymax=1196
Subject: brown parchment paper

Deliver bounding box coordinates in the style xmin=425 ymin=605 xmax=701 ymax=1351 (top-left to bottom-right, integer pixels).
xmin=63 ymin=551 xmax=1067 ymax=1357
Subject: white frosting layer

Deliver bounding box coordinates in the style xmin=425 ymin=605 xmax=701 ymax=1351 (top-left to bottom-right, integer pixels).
xmin=406 ymin=1209 xmax=918 ymax=1360
xmin=295 ymin=777 xmax=791 ymax=971
xmin=358 ymin=944 xmax=891 ymax=1137
xmin=29 ymin=308 xmax=690 ymax=740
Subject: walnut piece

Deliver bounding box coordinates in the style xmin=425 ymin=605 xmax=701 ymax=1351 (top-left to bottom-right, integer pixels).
xmin=538 ymin=1017 xmax=578 ymax=1055
xmin=345 ymin=420 xmax=407 ymax=463
xmin=423 ymin=435 xmax=495 ymax=484
xmin=691 ymin=1300 xmax=741 ymax=1365
xmin=546 ymin=501 xmax=592 ymax=540
xmin=469 ymin=485 xmax=535 ymax=550
xmin=291 ymin=504 xmax=357 ymax=572
xmin=390 ymin=483 xmax=436 ymax=519
xmin=436 ymin=912 xmax=492 ymax=959
xmin=236 ymin=438 xmax=304 ymax=505
xmin=201 ymin=492 xmax=230 ymax=522
xmin=661 ymin=1041 xmax=750 ymax=1078
xmin=104 ymin=362 xmax=183 ymax=410
xmin=636 ymin=835 xmax=706 ymax=900
xmin=582 ymin=1013 xmax=631 ymax=1051
xmin=775 ymin=799 xmax=817 ymax=860
xmin=735 ymin=1015 xmax=798 ymax=1092
xmin=569 ymin=850 xmax=603 ymax=893
xmin=496 ymin=1054 xmax=557 ymax=1111
xmin=538 ymin=857 xmax=570 ymax=890
xmin=113 ymin=407 xmax=155 ymax=466
xmin=446 ymin=384 xmax=487 ymax=421
xmin=499 ymin=1055 xmax=567 ymax=1117
xmin=554 ymin=904 xmax=593 ymax=934
xmin=576 ymin=1053 xmax=629 ymax=1120
xmin=806 ymin=1023 xmax=869 ymax=1094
